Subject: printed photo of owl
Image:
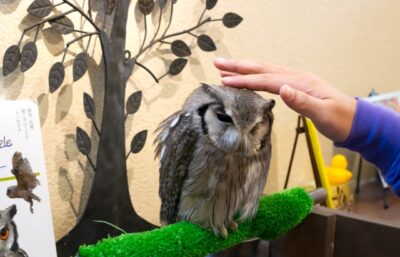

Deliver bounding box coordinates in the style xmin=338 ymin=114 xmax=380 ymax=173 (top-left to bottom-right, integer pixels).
xmin=155 ymin=84 xmax=275 ymax=238
xmin=6 ymin=152 xmax=41 ymax=214
xmin=0 ymin=205 xmax=28 ymax=257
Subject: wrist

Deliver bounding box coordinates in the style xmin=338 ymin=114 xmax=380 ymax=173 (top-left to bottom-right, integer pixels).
xmin=333 ymin=94 xmax=356 ymax=142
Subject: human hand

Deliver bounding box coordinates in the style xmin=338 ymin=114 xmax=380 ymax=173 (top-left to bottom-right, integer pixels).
xmin=213 ymin=58 xmax=356 ymax=142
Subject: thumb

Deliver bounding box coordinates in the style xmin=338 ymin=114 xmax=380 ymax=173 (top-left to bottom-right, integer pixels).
xmin=279 ymin=84 xmax=323 ymax=120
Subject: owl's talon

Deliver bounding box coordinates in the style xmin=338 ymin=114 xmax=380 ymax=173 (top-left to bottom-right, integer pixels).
xmin=229 ymin=221 xmax=238 ymax=231
xmin=219 ymin=226 xmax=228 ymax=239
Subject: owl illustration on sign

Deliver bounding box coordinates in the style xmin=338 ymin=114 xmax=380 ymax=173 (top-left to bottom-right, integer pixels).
xmin=155 ymin=84 xmax=274 ymax=237
xmin=0 ymin=205 xmax=28 ymax=257
xmin=6 ymin=152 xmax=40 ymax=213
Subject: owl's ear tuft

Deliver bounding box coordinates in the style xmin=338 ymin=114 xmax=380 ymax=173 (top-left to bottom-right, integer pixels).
xmin=5 ymin=205 xmax=17 ymax=220
xmin=200 ymin=83 xmax=221 ymax=102
xmin=200 ymin=83 xmax=212 ymax=94
xmin=265 ymin=99 xmax=275 ymax=110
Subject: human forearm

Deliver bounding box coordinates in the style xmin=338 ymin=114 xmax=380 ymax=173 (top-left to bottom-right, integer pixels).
xmin=336 ymin=99 xmax=400 ymax=194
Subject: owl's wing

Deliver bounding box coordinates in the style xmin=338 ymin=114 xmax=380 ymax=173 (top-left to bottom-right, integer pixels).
xmin=16 ymin=158 xmax=38 ymax=190
xmin=17 ymin=248 xmax=29 ymax=257
xmin=155 ymin=111 xmax=198 ymax=225
xmin=19 ymin=158 xmax=34 ymax=175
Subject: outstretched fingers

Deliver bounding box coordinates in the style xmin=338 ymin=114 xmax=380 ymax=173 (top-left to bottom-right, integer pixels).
xmin=221 ymin=73 xmax=293 ymax=94
xmin=214 ymin=58 xmax=286 ymax=75
xmin=279 ymin=85 xmax=325 ymax=120
xmin=219 ymin=70 xmax=238 ymax=77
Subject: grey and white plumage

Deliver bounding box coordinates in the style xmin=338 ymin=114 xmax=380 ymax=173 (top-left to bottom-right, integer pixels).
xmin=0 ymin=205 xmax=28 ymax=257
xmin=7 ymin=152 xmax=41 ymax=214
xmin=155 ymin=84 xmax=274 ymax=237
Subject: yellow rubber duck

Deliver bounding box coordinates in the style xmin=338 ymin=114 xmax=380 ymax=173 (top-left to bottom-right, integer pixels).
xmin=325 ymin=154 xmax=352 ymax=185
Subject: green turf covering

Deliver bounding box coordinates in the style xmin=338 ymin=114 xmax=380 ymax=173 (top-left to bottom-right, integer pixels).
xmin=79 ymin=188 xmax=313 ymax=257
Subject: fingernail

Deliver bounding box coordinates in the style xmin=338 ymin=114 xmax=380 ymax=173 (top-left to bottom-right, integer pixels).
xmin=281 ymin=85 xmax=294 ymax=99
xmin=222 ymin=76 xmax=233 ymax=84
xmin=214 ymin=57 xmax=226 ymax=63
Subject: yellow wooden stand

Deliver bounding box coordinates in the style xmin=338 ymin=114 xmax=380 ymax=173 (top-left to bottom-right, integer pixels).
xmin=284 ymin=116 xmax=353 ymax=209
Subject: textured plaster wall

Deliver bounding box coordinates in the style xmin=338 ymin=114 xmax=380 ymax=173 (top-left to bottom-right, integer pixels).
xmin=1 ymin=0 xmax=400 ymax=240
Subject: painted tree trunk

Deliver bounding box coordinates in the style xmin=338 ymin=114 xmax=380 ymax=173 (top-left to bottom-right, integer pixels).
xmin=56 ymin=2 xmax=155 ymax=256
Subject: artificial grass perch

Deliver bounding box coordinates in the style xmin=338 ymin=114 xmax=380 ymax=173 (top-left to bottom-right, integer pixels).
xmin=79 ymin=188 xmax=316 ymax=257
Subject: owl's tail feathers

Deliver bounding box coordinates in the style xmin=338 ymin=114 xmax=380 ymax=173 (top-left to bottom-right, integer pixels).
xmin=29 ymin=192 xmax=41 ymax=202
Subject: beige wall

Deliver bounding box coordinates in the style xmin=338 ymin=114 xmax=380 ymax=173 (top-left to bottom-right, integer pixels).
xmin=1 ymin=0 xmax=400 ymax=240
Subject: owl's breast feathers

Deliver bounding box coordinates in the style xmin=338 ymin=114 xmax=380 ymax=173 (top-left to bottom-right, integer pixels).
xmin=179 ymin=139 xmax=270 ymax=224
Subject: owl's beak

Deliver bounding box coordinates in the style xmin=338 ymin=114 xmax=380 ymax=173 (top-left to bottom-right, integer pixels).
xmin=220 ymin=129 xmax=241 ymax=153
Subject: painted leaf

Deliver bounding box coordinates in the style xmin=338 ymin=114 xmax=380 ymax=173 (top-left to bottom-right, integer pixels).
xmin=2 ymin=45 xmax=20 ymax=76
xmin=171 ymin=40 xmax=191 ymax=57
xmin=83 ymin=92 xmax=96 ymax=120
xmin=131 ymin=130 xmax=147 ymax=154
xmin=222 ymin=12 xmax=243 ymax=28
xmin=49 ymin=16 xmax=74 ymax=34
xmin=206 ymin=0 xmax=217 ymax=10
xmin=159 ymin=0 xmax=167 ymax=9
xmin=76 ymin=127 xmax=91 ymax=156
xmin=48 ymin=62 xmax=65 ymax=93
xmin=27 ymin=0 xmax=52 ymax=18
xmin=73 ymin=52 xmax=89 ymax=81
xmin=168 ymin=58 xmax=188 ymax=76
xmin=139 ymin=0 xmax=154 ymax=15
xmin=197 ymin=34 xmax=217 ymax=52
xmin=20 ymin=42 xmax=38 ymax=72
xmin=126 ymin=91 xmax=142 ymax=115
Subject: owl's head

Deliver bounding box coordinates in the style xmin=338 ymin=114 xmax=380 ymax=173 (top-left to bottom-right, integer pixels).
xmin=0 ymin=205 xmax=18 ymax=252
xmin=184 ymin=84 xmax=275 ymax=156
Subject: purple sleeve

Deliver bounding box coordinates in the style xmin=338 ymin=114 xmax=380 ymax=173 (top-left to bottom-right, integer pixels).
xmin=335 ymin=98 xmax=400 ymax=195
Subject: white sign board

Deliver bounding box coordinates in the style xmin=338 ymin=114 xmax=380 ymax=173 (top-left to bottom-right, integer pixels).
xmin=0 ymin=100 xmax=57 ymax=256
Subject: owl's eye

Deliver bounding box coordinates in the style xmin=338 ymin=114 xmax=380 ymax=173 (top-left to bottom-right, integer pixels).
xmin=0 ymin=227 xmax=9 ymax=240
xmin=216 ymin=113 xmax=233 ymax=123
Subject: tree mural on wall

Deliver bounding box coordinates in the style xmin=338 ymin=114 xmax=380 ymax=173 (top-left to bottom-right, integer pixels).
xmin=2 ymin=0 xmax=242 ymax=256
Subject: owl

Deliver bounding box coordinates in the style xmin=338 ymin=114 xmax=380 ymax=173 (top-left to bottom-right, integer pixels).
xmin=7 ymin=152 xmax=41 ymax=214
xmin=0 ymin=205 xmax=28 ymax=257
xmin=155 ymin=84 xmax=275 ymax=238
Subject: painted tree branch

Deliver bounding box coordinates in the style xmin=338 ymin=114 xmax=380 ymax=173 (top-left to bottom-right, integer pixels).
xmin=61 ymin=32 xmax=98 ymax=63
xmin=161 ymin=1 xmax=174 ymax=38
xmin=18 ymin=9 xmax=76 ymax=46
xmin=149 ymin=7 xmax=163 ymax=45
xmin=135 ymin=61 xmax=159 ymax=83
xmin=62 ymin=0 xmax=100 ymax=32
xmin=134 ymin=17 xmax=212 ymax=60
